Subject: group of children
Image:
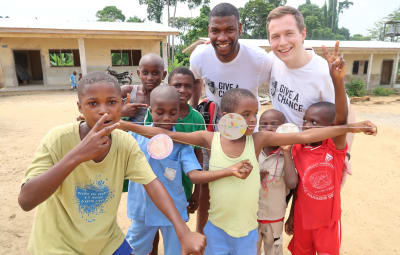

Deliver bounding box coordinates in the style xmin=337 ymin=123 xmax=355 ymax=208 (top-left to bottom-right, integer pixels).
xmin=19 ymin=51 xmax=377 ymax=255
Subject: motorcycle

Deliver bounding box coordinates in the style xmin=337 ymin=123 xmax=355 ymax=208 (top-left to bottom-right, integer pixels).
xmin=106 ymin=66 xmax=132 ymax=85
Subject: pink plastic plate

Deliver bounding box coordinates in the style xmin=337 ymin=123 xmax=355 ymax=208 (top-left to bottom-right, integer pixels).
xmin=147 ymin=134 xmax=173 ymax=160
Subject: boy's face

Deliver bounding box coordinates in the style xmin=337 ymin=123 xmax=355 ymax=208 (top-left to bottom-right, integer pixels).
xmin=169 ymin=74 xmax=194 ymax=105
xmin=302 ymin=106 xmax=332 ymax=131
xmin=259 ymin=111 xmax=285 ymax=132
xmin=208 ymin=15 xmax=242 ymax=62
xmin=268 ymin=14 xmax=306 ymax=66
xmin=150 ymin=98 xmax=179 ymax=130
xmin=231 ymin=96 xmax=258 ymax=136
xmin=77 ymin=82 xmax=122 ymax=129
xmin=137 ymin=63 xmax=166 ymax=92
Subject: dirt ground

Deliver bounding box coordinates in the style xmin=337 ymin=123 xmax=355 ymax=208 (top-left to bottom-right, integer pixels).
xmin=0 ymin=91 xmax=399 ymax=255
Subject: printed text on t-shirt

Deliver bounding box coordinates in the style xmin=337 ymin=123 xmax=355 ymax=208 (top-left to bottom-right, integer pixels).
xmin=271 ymin=81 xmax=304 ymax=112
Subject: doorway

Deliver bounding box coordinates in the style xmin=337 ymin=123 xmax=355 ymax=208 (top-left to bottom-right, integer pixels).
xmin=380 ymin=60 xmax=393 ymax=85
xmin=13 ymin=50 xmax=43 ymax=85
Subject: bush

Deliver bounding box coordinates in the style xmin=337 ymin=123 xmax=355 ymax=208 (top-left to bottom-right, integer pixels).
xmin=373 ymin=87 xmax=394 ymax=96
xmin=346 ymin=78 xmax=366 ymax=97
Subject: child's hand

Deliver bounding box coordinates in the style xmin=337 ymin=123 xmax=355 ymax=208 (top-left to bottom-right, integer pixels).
xmin=322 ymin=41 xmax=345 ymax=82
xmin=281 ymin=145 xmax=292 ymax=153
xmin=121 ymin=93 xmax=148 ymax=118
xmin=180 ymin=231 xmax=206 ymax=255
xmin=74 ymin=114 xmax=119 ymax=162
xmin=187 ymin=188 xmax=200 ymax=214
xmin=231 ymin=160 xmax=253 ymax=179
xmin=76 ymin=115 xmax=85 ymax=121
xmin=348 ymin=121 xmax=377 ymax=136
xmin=285 ymin=213 xmax=294 ymax=235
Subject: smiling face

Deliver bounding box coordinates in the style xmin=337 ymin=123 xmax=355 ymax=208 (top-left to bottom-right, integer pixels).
xmin=208 ymin=15 xmax=242 ymax=63
xmin=232 ymin=96 xmax=258 ymax=136
xmin=137 ymin=62 xmax=166 ymax=93
xmin=268 ymin=14 xmax=306 ymax=67
xmin=169 ymin=73 xmax=194 ymax=105
xmin=78 ymin=82 xmax=122 ymax=129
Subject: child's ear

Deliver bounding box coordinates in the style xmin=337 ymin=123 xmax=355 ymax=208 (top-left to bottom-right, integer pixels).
xmin=162 ymin=71 xmax=167 ymax=80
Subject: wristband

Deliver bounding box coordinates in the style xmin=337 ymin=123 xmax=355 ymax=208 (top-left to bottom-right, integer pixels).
xmin=346 ymin=152 xmax=351 ymax=160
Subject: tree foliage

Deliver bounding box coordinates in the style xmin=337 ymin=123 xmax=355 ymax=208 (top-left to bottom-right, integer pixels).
xmin=368 ymin=6 xmax=400 ymax=41
xmin=96 ymin=6 xmax=126 ymax=22
xmin=298 ymin=0 xmax=353 ymax=40
xmin=239 ymin=0 xmax=275 ymax=39
xmin=126 ymin=16 xmax=145 ymax=23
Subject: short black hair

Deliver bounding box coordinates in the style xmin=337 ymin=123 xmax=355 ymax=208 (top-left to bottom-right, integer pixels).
xmin=308 ymin=102 xmax=336 ymax=123
xmin=77 ymin=72 xmax=121 ymax=100
xmin=150 ymin=85 xmax=180 ymax=106
xmin=168 ymin=67 xmax=195 ymax=84
xmin=220 ymin=88 xmax=256 ymax=113
xmin=210 ymin=3 xmax=239 ymax=21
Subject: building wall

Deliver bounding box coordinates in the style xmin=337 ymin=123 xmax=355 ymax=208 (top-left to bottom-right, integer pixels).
xmin=343 ymin=53 xmax=397 ymax=90
xmin=0 ymin=37 xmax=162 ymax=87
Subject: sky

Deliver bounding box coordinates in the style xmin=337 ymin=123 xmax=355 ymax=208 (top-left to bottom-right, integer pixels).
xmin=0 ymin=0 xmax=399 ymax=36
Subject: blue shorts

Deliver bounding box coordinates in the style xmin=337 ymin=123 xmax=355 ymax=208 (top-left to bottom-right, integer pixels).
xmin=126 ymin=219 xmax=180 ymax=255
xmin=112 ymin=239 xmax=132 ymax=255
xmin=204 ymin=221 xmax=258 ymax=255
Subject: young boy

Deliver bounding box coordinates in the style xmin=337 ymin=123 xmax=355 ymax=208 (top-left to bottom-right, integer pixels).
xmin=144 ymin=67 xmax=206 ymax=255
xmin=120 ymin=87 xmax=376 ymax=254
xmin=145 ymin=67 xmax=206 ymax=212
xmin=121 ymin=53 xmax=166 ymax=123
xmin=126 ymin=85 xmax=252 ymax=255
xmin=287 ymin=58 xmax=351 ymax=255
xmin=18 ymin=72 xmax=205 ymax=255
xmin=70 ymin=71 xmax=77 ymax=90
xmin=256 ymin=109 xmax=297 ymax=255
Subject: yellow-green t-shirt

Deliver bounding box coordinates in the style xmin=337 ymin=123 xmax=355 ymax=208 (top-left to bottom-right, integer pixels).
xmin=208 ymin=132 xmax=260 ymax=238
xmin=22 ymin=122 xmax=156 ymax=255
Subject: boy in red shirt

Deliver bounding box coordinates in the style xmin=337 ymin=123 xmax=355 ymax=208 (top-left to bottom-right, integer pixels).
xmin=287 ymin=56 xmax=371 ymax=255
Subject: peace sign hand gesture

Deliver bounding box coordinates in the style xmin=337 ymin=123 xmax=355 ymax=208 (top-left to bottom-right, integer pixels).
xmin=74 ymin=114 xmax=120 ymax=163
xmin=121 ymin=93 xmax=148 ymax=118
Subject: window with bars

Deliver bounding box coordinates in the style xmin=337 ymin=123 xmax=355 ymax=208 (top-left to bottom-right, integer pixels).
xmin=49 ymin=49 xmax=80 ymax=67
xmin=111 ymin=50 xmax=141 ymax=66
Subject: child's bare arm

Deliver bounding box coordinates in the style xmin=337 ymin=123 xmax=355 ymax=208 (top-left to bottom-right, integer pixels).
xmin=323 ymin=42 xmax=348 ymax=149
xmin=281 ymin=146 xmax=298 ymax=189
xmin=144 ymin=179 xmax=205 ymax=254
xmin=187 ymin=160 xmax=253 ymax=184
xmin=18 ymin=114 xmax=119 ymax=211
xmin=254 ymin=121 xmax=377 ymax=149
xmin=119 ymin=120 xmax=212 ymax=149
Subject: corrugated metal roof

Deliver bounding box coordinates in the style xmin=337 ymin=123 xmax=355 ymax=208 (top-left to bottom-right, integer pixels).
xmin=0 ymin=19 xmax=180 ymax=35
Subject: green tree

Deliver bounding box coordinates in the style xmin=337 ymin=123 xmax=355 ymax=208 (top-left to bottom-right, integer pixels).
xmin=239 ymin=0 xmax=275 ymax=39
xmin=349 ymin=34 xmax=371 ymax=41
xmin=181 ymin=4 xmax=210 ymax=45
xmin=368 ymin=6 xmax=400 ymax=41
xmin=96 ymin=6 xmax=126 ymax=22
xmin=298 ymin=2 xmax=324 ymax=38
xmin=126 ymin=16 xmax=145 ymax=22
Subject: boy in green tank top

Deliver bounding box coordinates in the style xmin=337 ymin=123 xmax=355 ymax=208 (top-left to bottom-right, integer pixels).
xmin=120 ymin=88 xmax=377 ymax=254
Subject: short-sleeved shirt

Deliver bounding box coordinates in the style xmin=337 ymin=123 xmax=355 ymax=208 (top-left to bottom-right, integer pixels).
xmin=127 ymin=127 xmax=202 ymax=226
xmin=22 ymin=122 xmax=156 ymax=255
xmin=292 ymin=139 xmax=347 ymax=229
xmin=257 ymin=150 xmax=289 ymax=221
xmin=145 ymin=104 xmax=206 ymax=200
xmin=190 ymin=43 xmax=272 ymax=108
xmin=269 ymin=51 xmax=336 ymax=127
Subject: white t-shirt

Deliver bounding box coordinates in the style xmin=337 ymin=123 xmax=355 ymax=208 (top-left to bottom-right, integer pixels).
xmin=269 ymin=51 xmax=335 ymax=128
xmin=190 ymin=43 xmax=272 ymax=107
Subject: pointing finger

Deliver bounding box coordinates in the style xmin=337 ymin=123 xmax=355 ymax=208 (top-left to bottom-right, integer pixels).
xmin=97 ymin=122 xmax=120 ymax=137
xmin=334 ymin=41 xmax=340 ymax=57
xmin=322 ymin=45 xmax=329 ymax=60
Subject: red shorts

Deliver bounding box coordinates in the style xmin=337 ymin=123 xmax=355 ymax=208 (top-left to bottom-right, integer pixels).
xmin=288 ymin=209 xmax=341 ymax=255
